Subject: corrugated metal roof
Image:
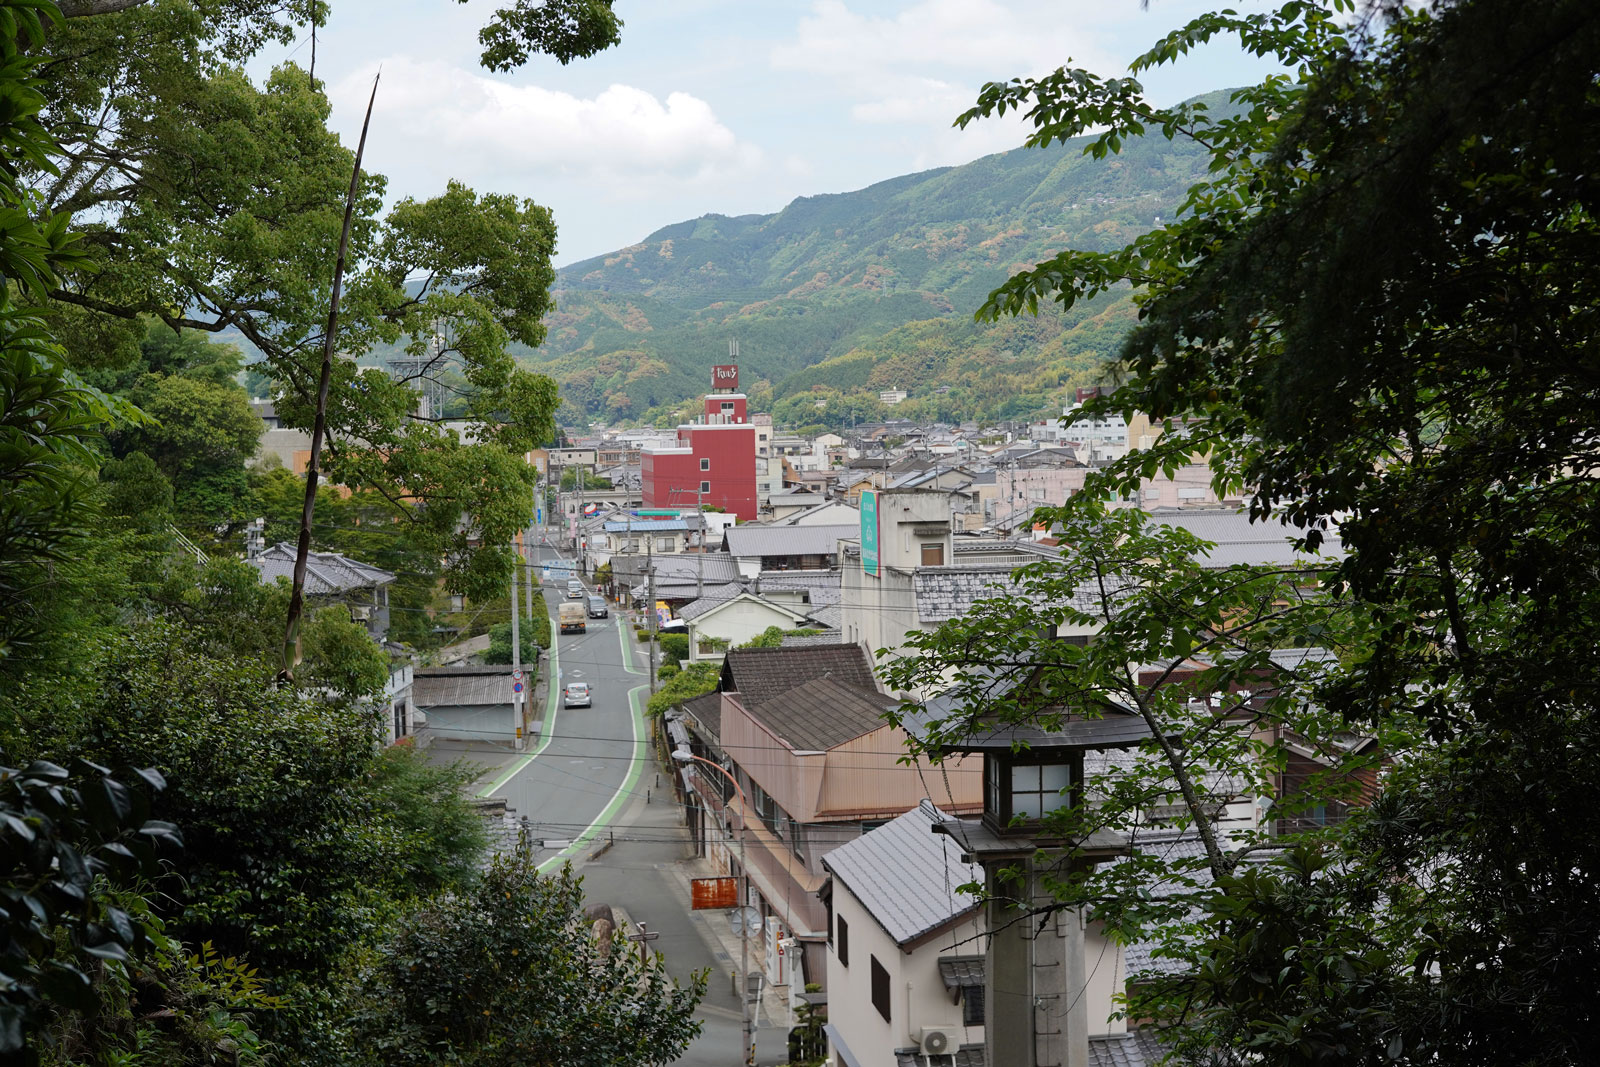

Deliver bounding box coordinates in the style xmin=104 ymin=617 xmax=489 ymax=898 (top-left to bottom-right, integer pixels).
xmin=414 ymin=666 xmax=515 ymax=708
xmin=723 ymin=524 xmax=858 ymax=559
xmin=823 ymin=799 xmax=982 ymax=948
xmin=742 ymin=675 xmax=897 ymax=751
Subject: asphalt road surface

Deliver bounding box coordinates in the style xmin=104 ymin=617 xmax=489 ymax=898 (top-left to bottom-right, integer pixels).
xmin=441 ymin=547 xmax=791 ymax=1064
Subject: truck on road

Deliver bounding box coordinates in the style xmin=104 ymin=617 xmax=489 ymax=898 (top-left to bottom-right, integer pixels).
xmin=558 ymin=601 xmax=586 ymax=634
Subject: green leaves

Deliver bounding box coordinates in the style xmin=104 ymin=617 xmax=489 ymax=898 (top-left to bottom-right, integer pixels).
xmin=473 ymin=0 xmax=624 ymax=71
xmin=345 ymin=850 xmax=703 ymax=1066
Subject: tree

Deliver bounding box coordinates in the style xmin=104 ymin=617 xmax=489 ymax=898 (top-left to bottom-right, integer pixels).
xmin=484 ymin=613 xmax=552 ymax=665
xmin=34 ymin=6 xmax=560 ymax=598
xmin=927 ymin=0 xmax=1600 ymax=1061
xmin=343 ymin=850 xmax=703 ymax=1067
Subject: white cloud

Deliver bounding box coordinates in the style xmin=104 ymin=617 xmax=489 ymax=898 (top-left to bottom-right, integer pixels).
xmin=332 ymin=57 xmax=762 ymax=188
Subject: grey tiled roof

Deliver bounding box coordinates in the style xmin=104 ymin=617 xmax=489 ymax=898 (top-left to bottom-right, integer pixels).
xmin=1087 ymin=1030 xmax=1168 ymax=1067
xmin=680 ymin=690 xmax=723 ymax=744
xmin=743 ymin=675 xmax=898 ymax=751
xmin=912 ymin=566 xmax=1104 ymax=624
xmin=414 ymin=666 xmax=515 ymax=708
xmin=895 ymin=1047 xmax=984 ymax=1067
xmin=803 ymin=604 xmax=842 ymax=630
xmin=781 ymin=626 xmax=842 ymax=647
xmin=720 ymin=643 xmax=877 ymax=707
xmin=676 ymin=583 xmax=745 ymax=621
xmin=938 ymin=955 xmax=984 ymax=991
xmin=751 ymin=570 xmax=843 ymax=605
xmin=723 ymin=524 xmax=858 ymax=559
xmin=249 ymin=542 xmax=393 ymax=595
xmin=822 ymin=799 xmax=982 ymax=947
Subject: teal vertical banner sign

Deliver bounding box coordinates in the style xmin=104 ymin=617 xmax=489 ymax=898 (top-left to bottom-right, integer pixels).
xmin=860 ymin=489 xmax=879 ymax=577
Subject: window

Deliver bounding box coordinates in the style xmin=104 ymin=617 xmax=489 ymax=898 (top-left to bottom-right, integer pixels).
xmin=700 ymin=458 xmax=711 ymax=471
xmin=962 ymin=983 xmax=985 ymax=1027
xmin=870 ymin=956 xmax=891 ymax=1022
xmin=920 ymin=542 xmax=945 ymax=566
xmin=700 ymin=480 xmax=711 ymax=494
xmin=837 ymin=915 xmax=849 ymax=967
xmin=1010 ymin=761 xmax=1073 ymax=819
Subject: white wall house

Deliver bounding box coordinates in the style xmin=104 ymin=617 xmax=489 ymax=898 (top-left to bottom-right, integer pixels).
xmin=681 ymin=592 xmax=815 ymax=661
xmin=822 ymin=800 xmax=986 ymax=1067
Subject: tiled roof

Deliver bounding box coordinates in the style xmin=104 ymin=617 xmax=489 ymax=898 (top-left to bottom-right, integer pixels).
xmin=680 ymin=690 xmax=723 ymax=744
xmin=249 ymin=542 xmax=393 ymax=595
xmin=1087 ymin=1030 xmax=1168 ymax=1067
xmin=677 ymin=583 xmax=746 ymax=621
xmin=822 ymin=799 xmax=982 ymax=947
xmin=720 ymin=643 xmax=877 ymax=707
xmin=752 ymin=570 xmax=842 ymax=605
xmin=911 ymin=566 xmax=1104 ymax=624
xmin=743 ymin=675 xmax=898 ymax=751
xmin=895 ymin=1047 xmax=984 ymax=1067
xmin=938 ymin=955 xmax=985 ymax=991
xmin=414 ymin=666 xmax=515 ymax=708
xmin=782 ymin=627 xmax=842 ymax=647
xmin=803 ymin=604 xmax=842 ymax=630
xmin=722 ymin=524 xmax=858 ymax=559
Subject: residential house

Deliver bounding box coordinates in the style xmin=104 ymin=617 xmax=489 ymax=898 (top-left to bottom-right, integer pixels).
xmin=821 ymin=800 xmax=986 ymax=1067
xmin=723 ymin=523 xmax=859 ymax=577
xmin=246 ymin=541 xmax=395 ymax=642
xmin=673 ymin=644 xmax=982 ymax=996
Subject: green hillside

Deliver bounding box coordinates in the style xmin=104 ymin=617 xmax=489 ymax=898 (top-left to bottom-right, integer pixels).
xmin=524 ymin=92 xmax=1230 ymax=426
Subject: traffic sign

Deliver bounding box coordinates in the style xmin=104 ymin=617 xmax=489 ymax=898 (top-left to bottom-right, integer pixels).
xmin=513 ymin=681 xmax=524 ymax=694
xmin=511 ymin=668 xmax=524 ymax=680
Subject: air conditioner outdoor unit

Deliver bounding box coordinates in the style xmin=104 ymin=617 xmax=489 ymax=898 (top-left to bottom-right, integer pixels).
xmin=917 ymin=1026 xmax=958 ymax=1056
xmin=349 ymin=606 xmax=372 ymax=622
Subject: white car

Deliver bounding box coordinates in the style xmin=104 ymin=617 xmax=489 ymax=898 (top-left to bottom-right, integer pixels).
xmin=563 ymin=682 xmax=591 ymax=708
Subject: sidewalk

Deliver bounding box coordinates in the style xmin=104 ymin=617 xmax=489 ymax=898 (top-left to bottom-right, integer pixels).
xmin=575 ymin=768 xmax=797 ymax=1066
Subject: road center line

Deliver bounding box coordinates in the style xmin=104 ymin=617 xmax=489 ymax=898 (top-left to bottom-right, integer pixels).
xmin=478 ymin=599 xmax=561 ymax=798
xmin=537 ymin=678 xmax=651 ymax=873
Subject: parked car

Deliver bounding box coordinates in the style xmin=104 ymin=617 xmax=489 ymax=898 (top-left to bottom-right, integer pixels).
xmin=587 ymin=595 xmax=609 ymax=619
xmin=566 ymin=579 xmax=585 ymax=599
xmin=563 ymin=682 xmax=591 ymax=708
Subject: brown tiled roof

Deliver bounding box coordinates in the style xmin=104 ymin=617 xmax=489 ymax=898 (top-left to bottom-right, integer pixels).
xmin=741 ymin=675 xmax=898 ymax=751
xmin=719 ymin=642 xmax=877 ymax=707
xmin=681 ymin=690 xmax=723 ymax=744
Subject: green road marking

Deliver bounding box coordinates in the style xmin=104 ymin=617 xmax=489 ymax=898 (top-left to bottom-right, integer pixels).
xmin=618 ymin=609 xmax=641 ymax=675
xmin=478 ymin=605 xmax=561 ymax=798
xmin=538 ymin=678 xmax=650 ymax=873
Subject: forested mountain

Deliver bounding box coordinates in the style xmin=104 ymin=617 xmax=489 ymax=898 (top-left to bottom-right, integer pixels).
xmin=526 ymin=91 xmax=1230 ymax=427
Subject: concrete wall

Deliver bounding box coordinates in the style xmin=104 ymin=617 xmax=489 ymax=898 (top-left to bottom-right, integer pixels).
xmin=826 ymin=878 xmax=985 ymax=1066
xmin=688 ymin=597 xmax=808 ymax=654
xmin=417 ymin=703 xmax=516 ymax=743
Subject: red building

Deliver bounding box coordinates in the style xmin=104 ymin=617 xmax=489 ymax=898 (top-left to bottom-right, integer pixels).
xmin=641 ymin=365 xmax=758 ymax=521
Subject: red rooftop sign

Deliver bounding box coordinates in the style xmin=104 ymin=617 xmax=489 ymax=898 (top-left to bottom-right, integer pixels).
xmin=712 ymin=364 xmax=739 ymax=390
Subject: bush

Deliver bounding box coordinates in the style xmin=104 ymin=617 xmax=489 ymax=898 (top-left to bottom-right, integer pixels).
xmin=645 ymin=663 xmax=720 ymax=719
xmin=658 ymin=633 xmax=689 ymax=663
xmin=484 ymin=615 xmax=549 ymax=665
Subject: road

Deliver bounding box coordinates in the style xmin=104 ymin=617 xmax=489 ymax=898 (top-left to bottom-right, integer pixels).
xmin=439 ymin=549 xmax=792 ymax=1066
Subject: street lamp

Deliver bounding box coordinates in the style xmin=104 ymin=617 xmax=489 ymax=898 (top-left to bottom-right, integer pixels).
xmin=672 ymin=748 xmax=756 ymax=1067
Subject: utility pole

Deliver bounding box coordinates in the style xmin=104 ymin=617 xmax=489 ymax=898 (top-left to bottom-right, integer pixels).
xmin=525 ymin=478 xmax=539 ymax=741
xmin=510 ymin=537 xmax=523 ymax=749
xmin=696 ymin=484 xmax=706 ymax=600
xmin=646 ymin=532 xmax=657 ymax=694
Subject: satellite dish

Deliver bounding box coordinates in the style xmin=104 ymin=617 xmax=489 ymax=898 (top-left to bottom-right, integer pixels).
xmin=728 ymin=906 xmax=760 ymax=937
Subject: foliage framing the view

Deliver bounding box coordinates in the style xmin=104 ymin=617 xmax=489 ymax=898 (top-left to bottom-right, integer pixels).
xmin=892 ymin=1 xmax=1600 ymax=1064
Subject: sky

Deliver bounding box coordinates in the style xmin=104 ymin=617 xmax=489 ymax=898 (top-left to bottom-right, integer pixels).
xmin=257 ymin=1 xmax=1287 ymax=268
